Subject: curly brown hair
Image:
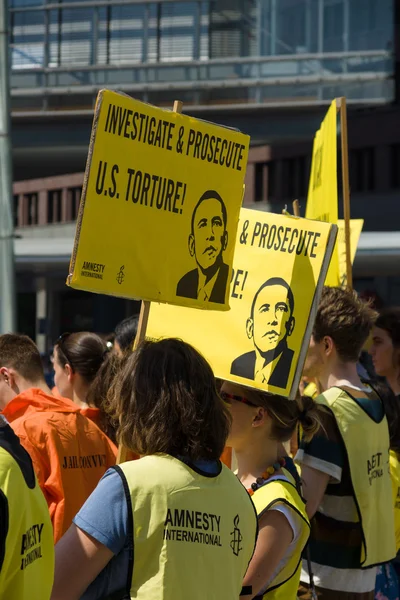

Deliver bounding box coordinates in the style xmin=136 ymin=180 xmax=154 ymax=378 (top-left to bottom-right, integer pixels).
xmin=106 ymin=338 xmax=230 ymax=460
xmin=86 ymin=352 xmax=126 ymax=443
xmin=313 ymin=286 xmax=377 ymax=362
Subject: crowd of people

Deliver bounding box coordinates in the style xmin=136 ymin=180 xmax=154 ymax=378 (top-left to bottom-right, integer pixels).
xmin=1 ymin=290 xmax=400 ymax=599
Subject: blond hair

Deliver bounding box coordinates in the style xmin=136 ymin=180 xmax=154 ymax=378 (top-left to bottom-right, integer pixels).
xmin=245 ymin=388 xmax=324 ymax=443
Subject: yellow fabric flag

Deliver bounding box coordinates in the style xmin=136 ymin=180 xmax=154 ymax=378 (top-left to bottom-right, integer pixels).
xmin=306 ymin=100 xmax=339 ymax=286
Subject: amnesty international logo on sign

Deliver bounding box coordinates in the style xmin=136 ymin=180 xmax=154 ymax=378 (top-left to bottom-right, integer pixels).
xmin=306 ymin=100 xmax=339 ymax=286
xmin=147 ymin=208 xmax=337 ymax=399
xmin=67 ymin=90 xmax=250 ymax=310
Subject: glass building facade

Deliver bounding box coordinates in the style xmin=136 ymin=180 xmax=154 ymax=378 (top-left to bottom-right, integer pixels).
xmin=9 ymin=0 xmax=395 ymax=110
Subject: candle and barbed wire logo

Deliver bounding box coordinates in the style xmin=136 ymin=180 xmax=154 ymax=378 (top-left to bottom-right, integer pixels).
xmin=116 ymin=265 xmax=125 ymax=285
xmin=230 ymin=514 xmax=242 ymax=556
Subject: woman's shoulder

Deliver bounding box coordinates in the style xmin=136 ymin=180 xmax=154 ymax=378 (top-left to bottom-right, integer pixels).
xmin=254 ymin=474 xmax=308 ymax=518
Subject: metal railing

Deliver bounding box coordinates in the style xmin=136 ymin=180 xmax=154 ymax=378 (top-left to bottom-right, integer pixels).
xmin=10 ymin=50 xmax=393 ymax=110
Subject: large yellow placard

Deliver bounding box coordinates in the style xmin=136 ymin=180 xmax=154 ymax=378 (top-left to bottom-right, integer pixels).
xmin=67 ymin=90 xmax=250 ymax=310
xmin=306 ymin=100 xmax=340 ymax=286
xmin=147 ymin=208 xmax=337 ymax=399
xmin=338 ymin=219 xmax=364 ymax=287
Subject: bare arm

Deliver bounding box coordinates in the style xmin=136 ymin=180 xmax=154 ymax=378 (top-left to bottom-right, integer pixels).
xmin=241 ymin=509 xmax=294 ymax=599
xmin=300 ymin=464 xmax=330 ymax=519
xmin=51 ymin=524 xmax=114 ymax=600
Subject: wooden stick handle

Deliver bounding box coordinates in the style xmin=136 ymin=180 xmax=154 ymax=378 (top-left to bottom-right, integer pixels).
xmin=292 ymin=199 xmax=300 ymax=217
xmin=339 ymin=97 xmax=352 ymax=289
xmin=173 ymin=100 xmax=183 ymax=113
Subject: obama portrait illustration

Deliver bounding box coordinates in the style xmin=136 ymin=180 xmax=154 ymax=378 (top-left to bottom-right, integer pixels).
xmin=176 ymin=190 xmax=229 ymax=304
xmin=230 ymin=277 xmax=295 ymax=389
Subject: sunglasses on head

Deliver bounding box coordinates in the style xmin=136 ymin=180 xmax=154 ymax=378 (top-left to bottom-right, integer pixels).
xmin=220 ymin=390 xmax=258 ymax=408
xmin=56 ymin=332 xmax=73 ymax=369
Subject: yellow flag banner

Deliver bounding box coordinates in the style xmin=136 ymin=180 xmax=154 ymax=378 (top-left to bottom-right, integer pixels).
xmin=338 ymin=219 xmax=364 ymax=287
xmin=67 ymin=90 xmax=250 ymax=311
xmin=147 ymin=208 xmax=337 ymax=399
xmin=306 ymin=100 xmax=339 ymax=286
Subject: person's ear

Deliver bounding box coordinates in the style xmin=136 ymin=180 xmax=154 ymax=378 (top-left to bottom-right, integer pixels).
xmin=246 ymin=318 xmax=254 ymax=340
xmin=0 ymin=367 xmax=13 ymax=387
xmin=252 ymin=407 xmax=266 ymax=428
xmin=323 ymin=336 xmax=334 ymax=356
xmin=222 ymin=230 xmax=228 ymax=252
xmin=65 ymin=363 xmax=74 ymax=383
xmin=0 ymin=367 xmax=18 ymax=392
xmin=287 ymin=316 xmax=295 ymax=337
xmin=188 ymin=234 xmax=195 ymax=257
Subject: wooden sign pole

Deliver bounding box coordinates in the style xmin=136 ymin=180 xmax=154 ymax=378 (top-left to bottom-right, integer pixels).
xmin=116 ymin=99 xmax=183 ymax=465
xmin=282 ymin=199 xmax=301 ymax=218
xmin=336 ymin=97 xmax=352 ymax=289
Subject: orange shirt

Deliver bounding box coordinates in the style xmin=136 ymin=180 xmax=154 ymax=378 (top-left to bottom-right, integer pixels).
xmin=51 ymin=385 xmax=63 ymax=399
xmin=220 ymin=447 xmax=233 ymax=468
xmin=2 ymin=388 xmax=117 ymax=543
xmin=80 ymin=407 xmax=141 ymax=462
xmin=80 ymin=406 xmax=102 ymax=429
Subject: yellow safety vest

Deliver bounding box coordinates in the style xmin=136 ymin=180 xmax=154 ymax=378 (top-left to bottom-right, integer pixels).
xmin=317 ymin=386 xmax=396 ymax=567
xmin=0 ymin=444 xmax=54 ymax=599
xmin=251 ymin=469 xmax=310 ymax=600
xmin=117 ymin=454 xmax=258 ymax=600
xmin=303 ymin=382 xmax=318 ymax=399
xmin=390 ymin=450 xmax=400 ymax=552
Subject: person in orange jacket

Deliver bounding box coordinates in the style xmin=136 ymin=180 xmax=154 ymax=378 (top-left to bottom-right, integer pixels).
xmin=53 ymin=332 xmax=119 ymax=442
xmin=0 ymin=333 xmax=117 ymax=543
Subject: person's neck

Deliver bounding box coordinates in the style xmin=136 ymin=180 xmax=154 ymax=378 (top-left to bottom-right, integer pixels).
xmin=235 ymin=437 xmax=279 ymax=489
xmin=18 ymin=378 xmax=52 ymax=396
xmin=317 ymin=360 xmax=362 ymax=392
xmin=72 ymin=384 xmax=91 ymax=409
xmin=386 ymin=372 xmax=400 ymax=397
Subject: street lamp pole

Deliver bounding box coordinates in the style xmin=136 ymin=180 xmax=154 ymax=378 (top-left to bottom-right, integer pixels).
xmin=0 ymin=0 xmax=16 ymax=333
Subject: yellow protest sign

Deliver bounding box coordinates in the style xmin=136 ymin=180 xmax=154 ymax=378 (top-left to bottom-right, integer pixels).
xmin=338 ymin=219 xmax=363 ymax=287
xmin=306 ymin=100 xmax=340 ymax=286
xmin=147 ymin=208 xmax=337 ymax=399
xmin=67 ymin=90 xmax=250 ymax=311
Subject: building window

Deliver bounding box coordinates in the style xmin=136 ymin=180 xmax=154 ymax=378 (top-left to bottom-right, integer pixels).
xmin=281 ymin=156 xmax=307 ymax=201
xmin=323 ymin=0 xmax=344 ymax=52
xmin=27 ymin=193 xmax=39 ymax=225
xmin=254 ymin=163 xmax=266 ymax=202
xmin=11 ymin=1 xmax=211 ymax=69
xmin=349 ymin=0 xmax=392 ymax=51
xmin=48 ymin=189 xmax=62 ymax=223
xmin=349 ymin=147 xmax=375 ymax=192
xmin=70 ymin=187 xmax=82 ymax=221
xmin=267 ymin=161 xmax=277 ymax=201
xmin=276 ymin=0 xmax=308 ymax=54
xmin=11 ymin=9 xmax=45 ymax=69
xmin=13 ymin=195 xmax=19 ymax=228
xmin=106 ymin=4 xmax=147 ymax=64
xmin=390 ymin=144 xmax=400 ymax=189
xmin=59 ymin=8 xmax=93 ymax=66
xmin=159 ymin=2 xmax=202 ymax=62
